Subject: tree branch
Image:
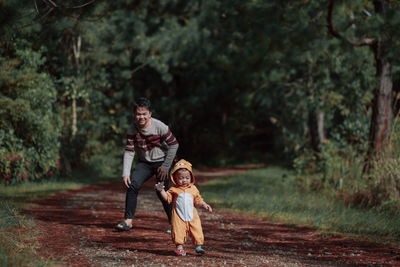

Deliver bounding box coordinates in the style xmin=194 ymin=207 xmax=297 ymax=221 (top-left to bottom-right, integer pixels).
xmin=131 ymin=62 xmax=149 ymax=75
xmin=34 ymin=0 xmax=40 ymax=14
xmin=34 ymin=0 xmax=97 ymax=21
xmin=327 ymin=0 xmax=376 ymax=47
xmin=38 ymin=7 xmax=55 ymax=20
xmin=41 ymin=0 xmax=96 ymax=9
xmin=327 ymin=0 xmax=341 ymax=39
xmin=45 ymin=0 xmax=58 ymax=8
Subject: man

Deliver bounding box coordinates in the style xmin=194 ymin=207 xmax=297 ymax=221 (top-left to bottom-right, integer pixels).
xmin=115 ymin=97 xmax=179 ymax=231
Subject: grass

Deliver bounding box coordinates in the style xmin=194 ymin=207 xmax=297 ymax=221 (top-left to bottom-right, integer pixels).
xmin=0 ymin=169 xmax=119 ymax=267
xmin=0 ymin=201 xmax=51 ymax=267
xmin=200 ymin=166 xmax=400 ymax=246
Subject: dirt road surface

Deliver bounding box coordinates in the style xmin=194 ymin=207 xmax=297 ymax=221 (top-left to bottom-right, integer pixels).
xmin=27 ymin=169 xmax=400 ymax=266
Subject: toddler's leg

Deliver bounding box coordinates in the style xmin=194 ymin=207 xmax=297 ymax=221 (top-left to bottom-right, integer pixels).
xmin=188 ymin=215 xmax=204 ymax=245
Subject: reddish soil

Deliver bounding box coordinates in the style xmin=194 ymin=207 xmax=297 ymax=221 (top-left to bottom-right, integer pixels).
xmin=27 ymin=168 xmax=400 ymax=266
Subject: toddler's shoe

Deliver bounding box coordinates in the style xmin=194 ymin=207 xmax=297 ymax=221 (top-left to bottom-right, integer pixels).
xmin=195 ymin=245 xmax=205 ymax=254
xmin=174 ymin=248 xmax=186 ymax=256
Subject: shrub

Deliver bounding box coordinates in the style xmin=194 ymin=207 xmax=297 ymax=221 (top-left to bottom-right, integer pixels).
xmin=294 ymin=120 xmax=400 ymax=212
xmin=0 ymin=42 xmax=62 ymax=184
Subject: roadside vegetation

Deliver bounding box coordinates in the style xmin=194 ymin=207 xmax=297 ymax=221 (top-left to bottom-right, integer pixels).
xmin=0 ymin=170 xmax=117 ymax=267
xmin=201 ymin=166 xmax=400 ymax=246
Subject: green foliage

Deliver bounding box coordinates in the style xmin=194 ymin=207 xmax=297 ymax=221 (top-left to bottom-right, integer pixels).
xmin=294 ymin=141 xmax=366 ymax=193
xmin=364 ymin=120 xmax=400 ymax=207
xmin=0 ymin=42 xmax=62 ymax=184
xmin=294 ymin=119 xmax=400 ymax=211
xmin=1 ymin=1 xmax=400 ymax=205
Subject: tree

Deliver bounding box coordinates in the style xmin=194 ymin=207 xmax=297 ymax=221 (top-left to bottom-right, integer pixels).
xmin=327 ymin=0 xmax=400 ymax=164
xmin=0 ymin=42 xmax=62 ymax=183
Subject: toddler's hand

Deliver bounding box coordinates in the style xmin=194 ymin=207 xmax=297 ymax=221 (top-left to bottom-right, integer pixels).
xmin=203 ymin=203 xmax=213 ymax=212
xmin=154 ymin=182 xmax=165 ymax=192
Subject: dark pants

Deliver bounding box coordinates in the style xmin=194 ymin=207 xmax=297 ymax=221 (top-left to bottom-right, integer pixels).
xmin=125 ymin=161 xmax=172 ymax=223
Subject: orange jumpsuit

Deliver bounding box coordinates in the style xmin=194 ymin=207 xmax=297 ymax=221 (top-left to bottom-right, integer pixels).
xmin=166 ymin=160 xmax=205 ymax=246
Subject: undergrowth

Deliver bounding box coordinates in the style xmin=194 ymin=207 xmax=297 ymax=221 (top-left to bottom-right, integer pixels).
xmin=293 ymin=119 xmax=400 ymax=214
xmin=200 ymin=167 xmax=400 ymax=246
xmin=0 ymin=169 xmax=119 ymax=267
xmin=0 ymin=201 xmax=51 ymax=266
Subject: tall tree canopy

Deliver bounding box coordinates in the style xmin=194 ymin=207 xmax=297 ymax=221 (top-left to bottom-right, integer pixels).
xmin=1 ymin=0 xmax=400 ymax=191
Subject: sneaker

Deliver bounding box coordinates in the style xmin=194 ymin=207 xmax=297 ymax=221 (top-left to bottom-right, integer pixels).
xmin=195 ymin=245 xmax=205 ymax=254
xmin=174 ymin=248 xmax=186 ymax=256
xmin=165 ymin=226 xmax=171 ymax=234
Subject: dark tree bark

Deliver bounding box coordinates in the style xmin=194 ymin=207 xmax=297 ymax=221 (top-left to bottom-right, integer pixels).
xmin=369 ymin=40 xmax=393 ymax=157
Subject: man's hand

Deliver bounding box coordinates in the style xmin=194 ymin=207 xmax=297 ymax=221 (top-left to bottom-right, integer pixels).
xmin=157 ymin=167 xmax=168 ymax=181
xmin=123 ymin=176 xmax=131 ymax=188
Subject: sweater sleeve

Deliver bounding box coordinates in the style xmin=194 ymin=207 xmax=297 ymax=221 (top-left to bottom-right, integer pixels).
xmin=160 ymin=127 xmax=179 ymax=170
xmin=161 ymin=142 xmax=179 ymax=170
xmin=122 ymin=124 xmax=136 ymax=177
xmin=122 ymin=151 xmax=135 ymax=177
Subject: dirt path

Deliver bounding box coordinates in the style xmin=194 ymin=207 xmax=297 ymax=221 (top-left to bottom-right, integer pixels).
xmin=27 ymin=169 xmax=400 ymax=266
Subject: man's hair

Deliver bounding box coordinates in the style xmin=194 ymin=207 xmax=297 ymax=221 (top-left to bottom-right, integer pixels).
xmin=133 ymin=97 xmax=151 ymax=112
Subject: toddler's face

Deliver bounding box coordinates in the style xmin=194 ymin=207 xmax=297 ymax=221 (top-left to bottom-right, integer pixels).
xmin=175 ymin=169 xmax=191 ymax=187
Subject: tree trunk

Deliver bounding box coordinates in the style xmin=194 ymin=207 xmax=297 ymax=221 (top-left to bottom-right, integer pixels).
xmin=306 ymin=64 xmax=325 ymax=153
xmin=72 ymin=98 xmax=77 ymax=137
xmin=368 ymin=40 xmax=393 ymax=157
xmin=71 ymin=35 xmax=81 ymax=138
xmin=309 ymin=110 xmax=325 ymax=153
xmin=327 ymin=0 xmax=394 ymax=170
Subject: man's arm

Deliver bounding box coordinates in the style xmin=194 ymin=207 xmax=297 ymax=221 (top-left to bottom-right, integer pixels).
xmin=122 ymin=127 xmax=136 ymax=188
xmin=122 ymin=150 xmax=135 ymax=188
xmin=157 ymin=142 xmax=178 ymax=180
xmin=158 ymin=127 xmax=179 ymax=180
xmin=161 ymin=127 xmax=179 ymax=168
xmin=162 ymin=142 xmax=179 ymax=169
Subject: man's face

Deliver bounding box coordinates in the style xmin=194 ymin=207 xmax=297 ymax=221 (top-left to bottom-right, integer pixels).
xmin=134 ymin=107 xmax=152 ymax=128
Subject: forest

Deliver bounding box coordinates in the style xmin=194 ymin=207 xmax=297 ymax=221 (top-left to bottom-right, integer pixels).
xmin=1 ymin=0 xmax=400 ymax=211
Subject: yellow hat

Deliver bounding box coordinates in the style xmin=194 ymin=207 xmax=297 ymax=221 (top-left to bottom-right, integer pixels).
xmin=170 ymin=159 xmax=195 ymax=185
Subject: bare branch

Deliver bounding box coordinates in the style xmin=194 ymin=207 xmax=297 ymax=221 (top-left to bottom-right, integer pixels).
xmin=34 ymin=0 xmax=97 ymax=21
xmin=311 ymin=10 xmax=323 ymax=24
xmin=38 ymin=7 xmax=55 ymax=20
xmin=131 ymin=62 xmax=149 ymax=75
xmin=45 ymin=0 xmax=58 ymax=8
xmin=327 ymin=0 xmax=342 ymax=39
xmin=327 ymin=0 xmax=376 ymax=47
xmin=43 ymin=0 xmax=96 ymax=9
xmin=65 ymin=0 xmax=96 ymax=9
xmin=347 ymin=37 xmax=376 ymax=46
xmin=72 ymin=35 xmax=81 ymax=61
xmin=34 ymin=0 xmax=39 ymax=14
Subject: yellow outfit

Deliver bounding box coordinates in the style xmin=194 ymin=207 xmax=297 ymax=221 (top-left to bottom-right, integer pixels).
xmin=166 ymin=159 xmax=205 ymax=246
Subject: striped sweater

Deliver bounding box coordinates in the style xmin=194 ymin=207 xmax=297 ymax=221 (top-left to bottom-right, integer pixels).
xmin=122 ymin=118 xmax=179 ymax=177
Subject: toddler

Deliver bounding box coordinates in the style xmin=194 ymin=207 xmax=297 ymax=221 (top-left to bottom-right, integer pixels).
xmin=155 ymin=159 xmax=212 ymax=256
